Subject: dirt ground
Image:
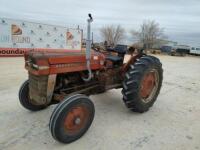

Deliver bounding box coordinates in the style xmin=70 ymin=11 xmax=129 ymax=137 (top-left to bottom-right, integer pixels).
xmin=0 ymin=55 xmax=200 ymax=150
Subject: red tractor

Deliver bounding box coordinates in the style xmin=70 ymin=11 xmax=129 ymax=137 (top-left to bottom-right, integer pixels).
xmin=19 ymin=14 xmax=163 ymax=143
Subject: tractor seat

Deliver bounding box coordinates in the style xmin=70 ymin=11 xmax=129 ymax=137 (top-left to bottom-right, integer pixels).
xmin=106 ymin=55 xmax=123 ymax=63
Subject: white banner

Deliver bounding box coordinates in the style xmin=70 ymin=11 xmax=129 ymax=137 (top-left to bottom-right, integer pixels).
xmin=0 ymin=18 xmax=82 ymax=50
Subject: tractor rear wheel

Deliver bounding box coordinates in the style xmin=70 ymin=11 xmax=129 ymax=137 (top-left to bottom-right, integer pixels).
xmin=122 ymin=55 xmax=163 ymax=113
xmin=19 ymin=80 xmax=47 ymax=111
xmin=49 ymin=94 xmax=95 ymax=143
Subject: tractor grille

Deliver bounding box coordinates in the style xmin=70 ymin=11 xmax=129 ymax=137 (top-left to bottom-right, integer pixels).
xmin=29 ymin=73 xmax=48 ymax=105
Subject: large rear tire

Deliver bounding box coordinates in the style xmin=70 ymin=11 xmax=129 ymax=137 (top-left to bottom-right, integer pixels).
xmin=18 ymin=80 xmax=47 ymax=111
xmin=122 ymin=55 xmax=163 ymax=113
xmin=49 ymin=94 xmax=95 ymax=143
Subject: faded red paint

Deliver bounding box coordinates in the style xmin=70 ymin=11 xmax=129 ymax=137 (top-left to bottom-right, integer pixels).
xmin=140 ymin=72 xmax=156 ymax=98
xmin=64 ymin=106 xmax=90 ymax=134
xmin=25 ymin=50 xmax=105 ymax=75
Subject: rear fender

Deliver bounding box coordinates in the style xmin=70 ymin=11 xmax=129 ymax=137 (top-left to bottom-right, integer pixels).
xmin=122 ymin=53 xmax=144 ymax=73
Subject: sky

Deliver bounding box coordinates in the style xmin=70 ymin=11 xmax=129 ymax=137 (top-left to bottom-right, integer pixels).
xmin=0 ymin=0 xmax=200 ymax=46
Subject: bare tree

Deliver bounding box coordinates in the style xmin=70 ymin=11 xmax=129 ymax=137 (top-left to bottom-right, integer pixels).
xmin=100 ymin=25 xmax=125 ymax=47
xmin=132 ymin=20 xmax=165 ymax=49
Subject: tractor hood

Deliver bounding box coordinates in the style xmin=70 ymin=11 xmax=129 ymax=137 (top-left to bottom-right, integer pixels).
xmin=24 ymin=50 xmax=105 ymax=76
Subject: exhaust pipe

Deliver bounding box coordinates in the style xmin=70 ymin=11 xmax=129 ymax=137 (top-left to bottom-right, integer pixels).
xmin=82 ymin=14 xmax=93 ymax=82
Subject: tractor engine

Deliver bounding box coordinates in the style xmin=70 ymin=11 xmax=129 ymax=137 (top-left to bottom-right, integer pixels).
xmin=53 ymin=66 xmax=123 ymax=96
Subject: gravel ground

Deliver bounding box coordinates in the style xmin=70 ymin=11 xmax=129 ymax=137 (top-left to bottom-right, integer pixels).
xmin=0 ymin=55 xmax=200 ymax=150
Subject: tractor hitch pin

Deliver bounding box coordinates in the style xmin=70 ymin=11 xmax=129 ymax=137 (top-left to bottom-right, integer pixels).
xmin=82 ymin=14 xmax=93 ymax=82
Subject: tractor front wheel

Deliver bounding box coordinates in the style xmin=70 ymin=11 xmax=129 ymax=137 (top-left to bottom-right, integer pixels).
xmin=49 ymin=94 xmax=95 ymax=143
xmin=122 ymin=55 xmax=163 ymax=113
xmin=18 ymin=80 xmax=47 ymax=111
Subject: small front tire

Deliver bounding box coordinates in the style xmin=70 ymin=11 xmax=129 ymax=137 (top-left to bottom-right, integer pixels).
xmin=49 ymin=94 xmax=95 ymax=143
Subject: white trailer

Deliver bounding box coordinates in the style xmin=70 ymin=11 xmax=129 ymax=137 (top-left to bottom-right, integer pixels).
xmin=190 ymin=47 xmax=200 ymax=55
xmin=0 ymin=18 xmax=82 ymax=56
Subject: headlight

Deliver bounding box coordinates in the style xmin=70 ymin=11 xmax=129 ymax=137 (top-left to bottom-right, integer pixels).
xmin=32 ymin=64 xmax=49 ymax=70
xmin=32 ymin=64 xmax=39 ymax=69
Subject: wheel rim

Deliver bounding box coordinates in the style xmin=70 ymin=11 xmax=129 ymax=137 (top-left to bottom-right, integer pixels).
xmin=64 ymin=105 xmax=89 ymax=135
xmin=140 ymin=69 xmax=159 ymax=103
